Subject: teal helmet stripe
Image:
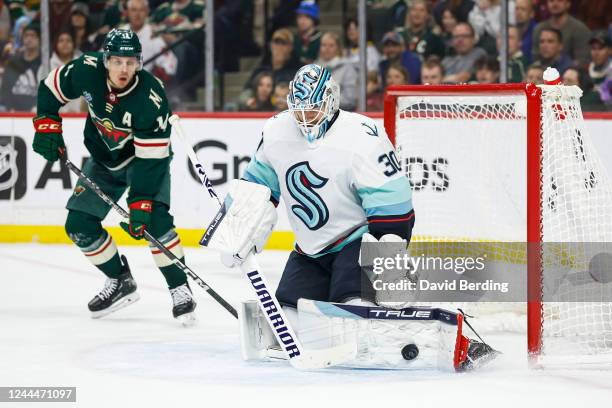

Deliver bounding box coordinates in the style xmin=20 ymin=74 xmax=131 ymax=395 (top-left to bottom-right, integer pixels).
xmin=311 ymin=69 xmax=330 ymax=104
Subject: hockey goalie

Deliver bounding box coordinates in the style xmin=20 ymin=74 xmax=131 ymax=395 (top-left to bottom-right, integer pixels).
xmin=202 ymin=64 xmax=499 ymax=371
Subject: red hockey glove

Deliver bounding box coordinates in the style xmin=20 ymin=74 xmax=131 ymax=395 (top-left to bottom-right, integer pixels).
xmin=32 ymin=115 xmax=65 ymax=162
xmin=120 ymin=200 xmax=153 ymax=240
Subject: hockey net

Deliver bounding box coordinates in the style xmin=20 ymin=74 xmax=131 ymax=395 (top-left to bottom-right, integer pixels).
xmin=385 ymin=84 xmax=612 ymax=366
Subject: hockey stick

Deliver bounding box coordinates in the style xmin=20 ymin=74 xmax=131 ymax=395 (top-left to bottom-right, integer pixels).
xmin=61 ymin=155 xmax=238 ymax=319
xmin=169 ymin=115 xmax=357 ymax=369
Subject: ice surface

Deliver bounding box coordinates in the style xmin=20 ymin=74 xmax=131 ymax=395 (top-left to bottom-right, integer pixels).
xmin=1 ymin=244 xmax=611 ymax=408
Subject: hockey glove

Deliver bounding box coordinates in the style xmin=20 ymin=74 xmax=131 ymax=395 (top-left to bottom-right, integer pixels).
xmin=120 ymin=200 xmax=153 ymax=240
xmin=32 ymin=115 xmax=65 ymax=162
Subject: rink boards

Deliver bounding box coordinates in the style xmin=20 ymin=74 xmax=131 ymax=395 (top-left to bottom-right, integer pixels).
xmin=0 ymin=113 xmax=611 ymax=248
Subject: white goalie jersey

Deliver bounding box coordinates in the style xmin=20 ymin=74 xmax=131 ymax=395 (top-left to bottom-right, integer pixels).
xmin=242 ymin=110 xmax=413 ymax=256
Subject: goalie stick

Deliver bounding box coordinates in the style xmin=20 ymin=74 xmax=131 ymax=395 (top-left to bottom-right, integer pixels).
xmin=169 ymin=114 xmax=357 ymax=369
xmin=61 ymin=155 xmax=238 ymax=319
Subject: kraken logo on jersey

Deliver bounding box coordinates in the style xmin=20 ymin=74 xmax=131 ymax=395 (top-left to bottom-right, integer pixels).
xmin=286 ymin=161 xmax=329 ymax=230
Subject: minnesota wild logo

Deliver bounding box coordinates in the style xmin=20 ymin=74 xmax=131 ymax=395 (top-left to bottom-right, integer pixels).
xmin=92 ymin=115 xmax=132 ymax=150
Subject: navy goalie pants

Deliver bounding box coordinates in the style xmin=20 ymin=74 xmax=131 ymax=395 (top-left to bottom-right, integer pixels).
xmin=275 ymin=239 xmax=372 ymax=308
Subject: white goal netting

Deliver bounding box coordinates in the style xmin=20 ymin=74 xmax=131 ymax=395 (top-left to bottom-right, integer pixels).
xmin=393 ymin=85 xmax=612 ymax=366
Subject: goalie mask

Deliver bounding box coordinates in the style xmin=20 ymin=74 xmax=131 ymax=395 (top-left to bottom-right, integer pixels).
xmin=288 ymin=64 xmax=340 ymax=142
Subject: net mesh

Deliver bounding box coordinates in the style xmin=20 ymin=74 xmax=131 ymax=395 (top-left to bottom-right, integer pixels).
xmin=393 ymin=85 xmax=612 ymax=365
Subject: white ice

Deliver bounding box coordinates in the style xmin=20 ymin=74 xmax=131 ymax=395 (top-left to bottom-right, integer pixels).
xmin=1 ymin=244 xmax=611 ymax=408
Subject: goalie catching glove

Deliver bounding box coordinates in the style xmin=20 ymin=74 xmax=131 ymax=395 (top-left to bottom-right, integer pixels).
xmin=200 ymin=179 xmax=277 ymax=266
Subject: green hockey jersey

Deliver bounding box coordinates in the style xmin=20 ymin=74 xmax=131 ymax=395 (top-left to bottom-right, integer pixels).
xmin=37 ymin=51 xmax=173 ymax=202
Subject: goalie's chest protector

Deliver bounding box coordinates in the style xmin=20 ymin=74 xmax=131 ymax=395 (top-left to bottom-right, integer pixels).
xmin=262 ymin=111 xmax=374 ymax=255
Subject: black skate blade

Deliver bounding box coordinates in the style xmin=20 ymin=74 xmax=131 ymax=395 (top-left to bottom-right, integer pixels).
xmin=90 ymin=292 xmax=140 ymax=319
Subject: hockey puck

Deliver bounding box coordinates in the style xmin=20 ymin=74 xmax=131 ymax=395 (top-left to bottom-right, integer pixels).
xmin=401 ymin=344 xmax=419 ymax=361
xmin=589 ymin=252 xmax=612 ymax=283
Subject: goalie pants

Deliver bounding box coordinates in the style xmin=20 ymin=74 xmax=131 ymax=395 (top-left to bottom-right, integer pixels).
xmin=276 ymin=239 xmax=373 ymax=308
xmin=64 ymin=158 xmax=187 ymax=289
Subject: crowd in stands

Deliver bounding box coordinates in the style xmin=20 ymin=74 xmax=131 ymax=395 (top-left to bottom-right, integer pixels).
xmin=0 ymin=0 xmax=610 ymax=112
xmin=239 ymin=0 xmax=610 ymax=112
xmin=0 ymin=0 xmax=253 ymax=111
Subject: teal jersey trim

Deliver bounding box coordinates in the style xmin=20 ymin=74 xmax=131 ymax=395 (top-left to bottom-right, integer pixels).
xmin=302 ymin=225 xmax=369 ymax=258
xmin=243 ymin=157 xmax=281 ymax=202
xmin=364 ymin=200 xmax=413 ymax=217
xmin=357 ymin=177 xmax=413 ymax=213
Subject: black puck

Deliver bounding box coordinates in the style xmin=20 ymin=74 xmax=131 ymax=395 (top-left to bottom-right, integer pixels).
xmin=401 ymin=344 xmax=419 ymax=360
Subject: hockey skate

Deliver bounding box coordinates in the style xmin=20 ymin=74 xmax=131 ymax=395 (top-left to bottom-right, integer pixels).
xmin=170 ymin=283 xmax=197 ymax=327
xmin=457 ymin=339 xmax=501 ymax=371
xmin=88 ymin=255 xmax=139 ymax=318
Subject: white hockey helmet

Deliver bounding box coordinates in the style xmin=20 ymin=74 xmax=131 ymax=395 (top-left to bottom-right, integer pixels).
xmin=287 ymin=64 xmax=340 ymax=142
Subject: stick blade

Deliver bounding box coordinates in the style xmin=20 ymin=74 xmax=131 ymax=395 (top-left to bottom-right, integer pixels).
xmin=289 ymin=342 xmax=357 ymax=370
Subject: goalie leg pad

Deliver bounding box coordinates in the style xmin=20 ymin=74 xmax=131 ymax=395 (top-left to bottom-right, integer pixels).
xmin=239 ymin=300 xmax=282 ymax=361
xmin=296 ymin=299 xmax=494 ymax=371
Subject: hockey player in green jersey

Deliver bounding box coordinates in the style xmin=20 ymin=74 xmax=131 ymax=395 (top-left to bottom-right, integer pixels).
xmin=32 ymin=28 xmax=197 ymax=326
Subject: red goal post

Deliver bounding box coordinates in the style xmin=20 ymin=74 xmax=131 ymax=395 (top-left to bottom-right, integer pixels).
xmin=383 ymin=84 xmax=612 ymax=367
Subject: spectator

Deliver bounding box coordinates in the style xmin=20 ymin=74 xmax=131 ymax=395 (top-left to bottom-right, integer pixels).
xmin=439 ymin=6 xmax=460 ymax=55
xmin=599 ymin=78 xmax=612 ymax=108
xmin=273 ymin=82 xmax=290 ymax=111
xmin=316 ymin=31 xmax=358 ymax=111
xmin=1 ymin=14 xmax=30 ymax=63
xmin=100 ymin=0 xmax=128 ymax=30
xmin=366 ymin=70 xmax=384 ymax=111
xmin=421 ymin=56 xmax=445 ymax=84
xmin=50 ymin=30 xmax=83 ymax=113
xmin=399 ymin=0 xmax=446 ymax=61
xmin=474 ymin=55 xmax=500 ymax=83
xmin=433 ymin=0 xmax=475 ymax=28
xmin=343 ymin=18 xmax=381 ymax=73
xmin=562 ymin=67 xmax=606 ymax=111
xmin=534 ymin=28 xmax=572 ymax=75
xmin=151 ymin=0 xmax=205 ymax=27
xmin=524 ymin=62 xmax=544 ymax=83
xmin=293 ymin=0 xmax=321 ymax=65
xmin=239 ymin=71 xmax=275 ymax=111
xmin=498 ymin=25 xmax=528 ymax=82
xmin=442 ymin=22 xmax=487 ymax=83
xmin=587 ymin=31 xmax=611 ymax=104
xmin=70 ymin=2 xmax=97 ymax=53
xmin=121 ymin=0 xmax=177 ymax=80
xmin=379 ymin=31 xmax=421 ymax=87
xmin=469 ymin=0 xmax=515 ymax=40
xmin=267 ymin=0 xmax=301 ymax=37
xmin=385 ymin=63 xmax=410 ymax=86
xmin=4 ymin=0 xmax=26 ymax=26
xmin=388 ymin=0 xmax=409 ymax=29
xmin=0 ymin=23 xmax=41 ymax=111
xmin=50 ymin=30 xmax=82 ymax=70
xmin=245 ymin=28 xmax=300 ymax=90
xmin=469 ymin=0 xmax=516 ymax=55
xmin=531 ymin=0 xmax=591 ymax=66
xmin=515 ymin=0 xmax=536 ymax=63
